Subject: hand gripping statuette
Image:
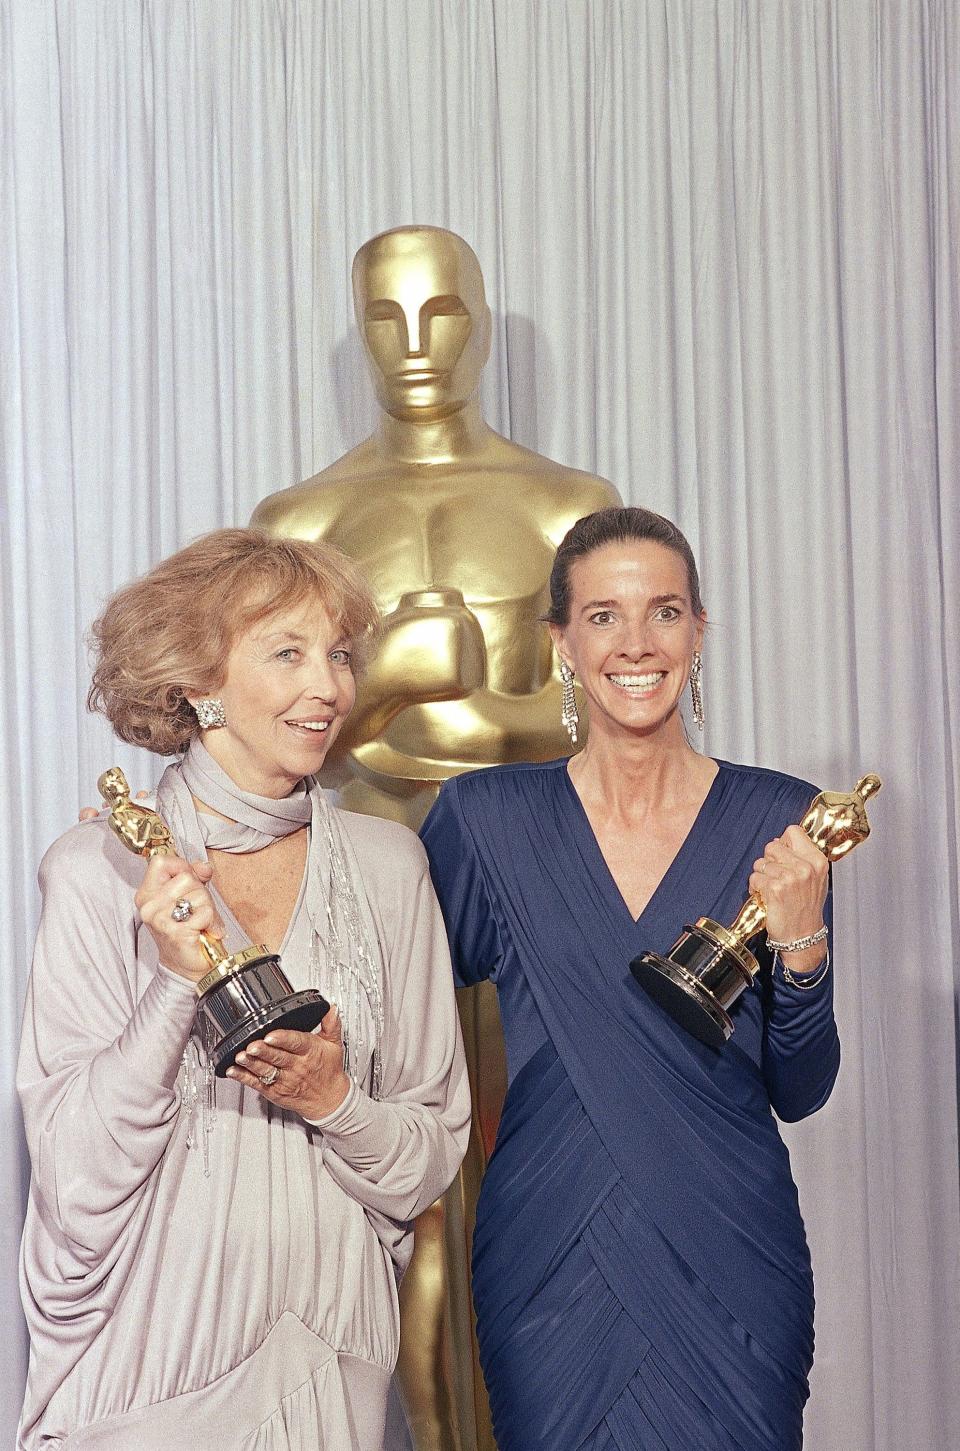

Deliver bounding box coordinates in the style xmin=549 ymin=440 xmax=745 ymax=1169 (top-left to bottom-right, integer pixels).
xmin=630 ymin=774 xmax=882 ymax=1048
xmin=99 ymin=767 xmax=328 ymax=1075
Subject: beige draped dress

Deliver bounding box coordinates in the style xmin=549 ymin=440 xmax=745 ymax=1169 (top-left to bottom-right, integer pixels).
xmin=17 ymin=804 xmax=470 ymax=1450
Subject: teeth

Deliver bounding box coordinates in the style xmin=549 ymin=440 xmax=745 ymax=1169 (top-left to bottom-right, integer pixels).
xmin=609 ymin=673 xmax=664 ymax=688
xmin=289 ymin=720 xmax=330 ymax=731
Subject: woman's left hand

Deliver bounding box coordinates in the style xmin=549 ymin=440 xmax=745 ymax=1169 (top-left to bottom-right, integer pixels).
xmin=226 ymin=1005 xmax=351 ymax=1120
xmin=749 ymin=825 xmax=829 ymax=973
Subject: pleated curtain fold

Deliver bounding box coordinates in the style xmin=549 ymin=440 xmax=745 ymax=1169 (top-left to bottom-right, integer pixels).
xmin=1 ymin=3 xmax=957 ymax=1448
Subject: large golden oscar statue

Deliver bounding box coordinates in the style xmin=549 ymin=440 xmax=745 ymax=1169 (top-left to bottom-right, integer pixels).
xmin=252 ymin=225 xmax=618 ymax=1451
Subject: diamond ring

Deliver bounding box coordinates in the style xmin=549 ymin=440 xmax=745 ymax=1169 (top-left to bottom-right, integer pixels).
xmin=171 ymin=898 xmax=194 ymax=923
xmin=260 ymin=1066 xmax=280 ymax=1087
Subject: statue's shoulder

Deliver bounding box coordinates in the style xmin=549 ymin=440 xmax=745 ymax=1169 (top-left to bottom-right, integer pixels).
xmin=495 ymin=438 xmax=623 ymax=542
xmin=545 ymin=466 xmax=621 ymax=538
xmin=251 ymin=442 xmax=380 ymax=538
xmin=490 ymin=437 xmax=620 ymax=514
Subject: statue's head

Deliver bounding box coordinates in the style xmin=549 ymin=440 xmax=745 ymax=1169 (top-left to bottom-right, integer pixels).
xmin=352 ymin=226 xmax=491 ymax=421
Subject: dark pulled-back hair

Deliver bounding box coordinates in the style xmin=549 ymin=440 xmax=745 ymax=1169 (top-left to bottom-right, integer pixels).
xmin=545 ymin=506 xmax=704 ymax=626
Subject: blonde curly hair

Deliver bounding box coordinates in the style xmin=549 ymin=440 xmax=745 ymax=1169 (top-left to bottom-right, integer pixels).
xmin=88 ymin=528 xmax=380 ymax=755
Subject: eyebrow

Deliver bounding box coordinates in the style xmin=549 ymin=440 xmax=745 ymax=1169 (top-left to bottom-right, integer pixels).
xmin=579 ymin=593 xmax=685 ymax=614
xmin=260 ymin=628 xmax=352 ymax=649
xmin=260 ymin=630 xmax=308 ymax=643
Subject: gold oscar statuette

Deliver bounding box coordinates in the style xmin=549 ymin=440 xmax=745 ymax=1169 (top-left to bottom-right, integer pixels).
xmin=252 ymin=225 xmax=620 ymax=1451
xmin=631 ymin=775 xmax=882 ymax=1048
xmin=98 ymin=767 xmax=329 ymax=1075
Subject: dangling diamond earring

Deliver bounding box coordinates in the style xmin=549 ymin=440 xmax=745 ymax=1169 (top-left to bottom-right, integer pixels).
xmin=689 ymin=651 xmax=704 ymax=732
xmin=560 ymin=661 xmax=579 ymax=745
xmin=193 ymin=697 xmax=227 ymax=730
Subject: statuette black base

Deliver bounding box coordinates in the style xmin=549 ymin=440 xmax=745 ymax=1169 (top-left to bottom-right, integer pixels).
xmin=630 ymin=919 xmax=758 ymax=1050
xmin=630 ymin=952 xmax=733 ymax=1049
xmin=196 ymin=951 xmax=329 ymax=1076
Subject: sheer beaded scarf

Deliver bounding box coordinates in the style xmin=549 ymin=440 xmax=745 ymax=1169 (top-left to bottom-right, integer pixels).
xmin=156 ymin=739 xmax=385 ymax=1098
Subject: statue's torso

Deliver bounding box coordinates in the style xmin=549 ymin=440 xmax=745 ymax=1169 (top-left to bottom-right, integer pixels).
xmin=253 ymin=442 xmax=618 ymax=792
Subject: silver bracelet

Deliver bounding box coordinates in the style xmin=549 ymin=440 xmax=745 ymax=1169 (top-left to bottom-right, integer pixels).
xmin=777 ymin=949 xmax=831 ymax=990
xmin=765 ymin=924 xmax=828 ymax=954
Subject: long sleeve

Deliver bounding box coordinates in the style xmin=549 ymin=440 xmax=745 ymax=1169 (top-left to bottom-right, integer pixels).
xmin=17 ymin=823 xmax=197 ymax=1260
xmin=314 ymin=830 xmax=470 ymax=1227
xmin=419 ymin=777 xmax=505 ymax=987
xmin=760 ymin=883 xmax=841 ymax=1122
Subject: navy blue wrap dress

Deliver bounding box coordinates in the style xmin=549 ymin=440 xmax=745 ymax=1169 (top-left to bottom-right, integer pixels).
xmin=420 ymin=757 xmax=841 ymax=1451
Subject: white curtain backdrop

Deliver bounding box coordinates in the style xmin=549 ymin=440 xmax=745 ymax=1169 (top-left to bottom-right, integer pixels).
xmin=2 ymin=2 xmax=957 ymax=1448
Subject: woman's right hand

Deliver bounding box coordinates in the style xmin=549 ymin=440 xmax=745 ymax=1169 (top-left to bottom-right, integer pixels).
xmin=135 ymin=855 xmax=226 ymax=984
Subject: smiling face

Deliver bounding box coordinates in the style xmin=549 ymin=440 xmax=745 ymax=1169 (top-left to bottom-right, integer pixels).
xmin=352 ymin=227 xmax=491 ymax=421
xmin=190 ymin=597 xmax=357 ymax=798
xmin=550 ymin=541 xmax=706 ymax=745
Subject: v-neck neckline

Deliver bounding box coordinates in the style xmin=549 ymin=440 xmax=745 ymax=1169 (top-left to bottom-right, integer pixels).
xmin=208 ymin=841 xmax=310 ymax=961
xmin=559 ymin=757 xmax=725 ymax=931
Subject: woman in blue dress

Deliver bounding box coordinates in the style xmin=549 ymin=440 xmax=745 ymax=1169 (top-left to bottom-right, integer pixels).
xmin=420 ymin=506 xmax=840 ymax=1451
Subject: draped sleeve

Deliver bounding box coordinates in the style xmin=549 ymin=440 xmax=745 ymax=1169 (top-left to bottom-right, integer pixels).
xmin=419 ymin=778 xmax=506 ymax=988
xmin=16 ymin=820 xmax=197 ymax=1263
xmin=760 ymin=877 xmax=841 ymax=1122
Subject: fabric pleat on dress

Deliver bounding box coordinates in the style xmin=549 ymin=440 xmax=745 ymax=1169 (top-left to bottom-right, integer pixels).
xmin=238 ymin=1355 xmax=389 ymax=1450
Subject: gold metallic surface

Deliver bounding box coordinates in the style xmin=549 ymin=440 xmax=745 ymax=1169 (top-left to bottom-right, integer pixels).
xmin=252 ymin=225 xmax=618 ymax=1451
xmin=800 ymin=773 xmax=882 ymax=861
xmin=726 ymin=897 xmax=770 ymax=955
xmin=252 ymin=225 xmax=618 ymax=808
xmin=715 ymin=773 xmax=884 ymax=966
xmin=98 ymin=767 xmax=180 ymax=860
xmin=195 ymin=945 xmax=276 ymax=998
xmin=98 ymin=767 xmax=269 ymax=992
xmin=693 ymin=917 xmax=761 ymax=975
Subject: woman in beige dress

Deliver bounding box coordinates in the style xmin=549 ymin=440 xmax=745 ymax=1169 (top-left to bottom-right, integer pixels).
xmin=17 ymin=528 xmax=470 ymax=1451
